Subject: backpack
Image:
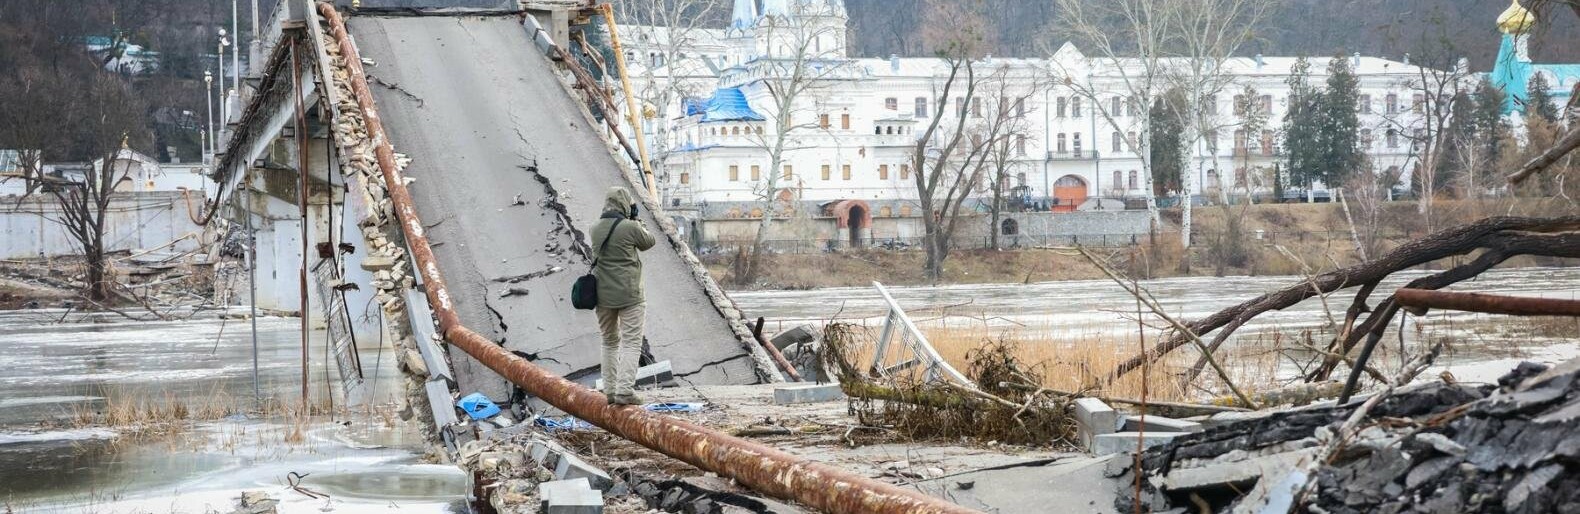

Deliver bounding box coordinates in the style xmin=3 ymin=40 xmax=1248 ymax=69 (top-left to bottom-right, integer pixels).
xmin=571 ymin=218 xmax=621 ymax=310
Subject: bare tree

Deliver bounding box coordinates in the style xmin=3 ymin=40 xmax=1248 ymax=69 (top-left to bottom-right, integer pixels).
xmin=736 ymin=2 xmax=848 ymax=282
xmin=616 ymin=0 xmax=720 ymax=180
xmin=1161 ymin=0 xmax=1272 ymax=250
xmin=1048 ymin=0 xmax=1170 ymax=227
xmin=49 ymin=76 xmax=151 ymax=302
xmin=982 ymin=70 xmax=1051 ymax=250
xmin=909 ymin=0 xmax=997 ymax=281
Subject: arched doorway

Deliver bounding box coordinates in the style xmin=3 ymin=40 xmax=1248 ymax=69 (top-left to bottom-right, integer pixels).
xmin=1052 ymin=175 xmax=1088 ymax=212
xmin=848 ymin=204 xmax=867 ymax=248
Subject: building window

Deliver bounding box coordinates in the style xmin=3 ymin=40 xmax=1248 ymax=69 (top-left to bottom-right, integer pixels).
xmin=878 ymin=164 xmax=889 ymax=180
xmin=841 ymin=164 xmax=852 ymax=180
xmin=1000 ymin=218 xmax=1019 ymax=235
xmin=1202 ymin=95 xmax=1217 ymax=115
xmin=841 ymin=113 xmax=851 ymax=130
xmin=879 ymin=206 xmax=893 ymax=217
xmin=1112 ymin=170 xmax=1122 ymax=190
xmin=1110 ymin=96 xmax=1122 ymax=116
xmin=819 ymin=114 xmax=830 ymax=129
xmin=1056 ymin=97 xmax=1067 ymax=118
xmin=1386 ymin=128 xmax=1399 ymax=148
xmin=1386 ymin=93 xmax=1398 ymax=114
xmin=1360 ymin=129 xmax=1373 ymax=148
xmin=1260 ymin=130 xmax=1274 ymax=156
xmin=783 ymin=165 xmax=793 ymax=180
xmin=679 ymin=172 xmax=690 ymax=184
xmin=955 ymin=97 xmax=966 ymax=117
xmin=750 ymin=164 xmax=761 ymax=181
xmin=915 ymin=97 xmax=928 ymax=118
xmin=1015 ymin=97 xmax=1026 ymax=118
xmin=1112 ymin=131 xmax=1123 ymax=153
xmin=1128 ymin=170 xmax=1138 ymax=190
xmin=971 ymin=97 xmax=982 ymax=118
xmin=1359 ymin=94 xmax=1372 ymax=114
xmin=1233 ymin=94 xmax=1246 ymax=115
xmin=1234 ymin=130 xmax=1247 ymax=152
xmin=1073 ymin=133 xmax=1082 ymax=157
xmin=1203 ymin=130 xmax=1216 ymax=154
xmin=1072 ymin=97 xmax=1082 ymax=118
xmin=900 ymin=205 xmax=913 ymax=217
xmin=1016 ymin=135 xmax=1026 ymax=156
xmin=729 ymin=165 xmax=739 ymax=181
xmin=755 ymin=126 xmax=763 ymax=135
xmin=732 ymin=126 xmax=741 ymax=135
xmin=820 ymin=164 xmax=831 ymax=180
xmin=1412 ymin=94 xmax=1424 ymax=114
xmin=900 ymin=164 xmax=910 ymax=180
xmin=1259 ymin=95 xmax=1272 ymax=115
xmin=1412 ymin=128 xmax=1424 ymax=151
xmin=1057 ymin=133 xmax=1067 ymax=153
xmin=885 ymin=97 xmax=898 ymax=110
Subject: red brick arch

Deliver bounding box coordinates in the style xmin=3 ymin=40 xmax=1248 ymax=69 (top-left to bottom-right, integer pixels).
xmin=824 ymin=199 xmax=873 ymax=229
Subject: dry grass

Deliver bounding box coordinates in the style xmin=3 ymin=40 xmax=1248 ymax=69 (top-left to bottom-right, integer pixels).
xmin=833 ymin=319 xmax=1289 ymax=406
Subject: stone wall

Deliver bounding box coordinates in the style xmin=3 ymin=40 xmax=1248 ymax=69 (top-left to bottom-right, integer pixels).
xmin=0 ymin=191 xmax=207 ymax=259
xmin=692 ymin=209 xmax=1153 ymax=252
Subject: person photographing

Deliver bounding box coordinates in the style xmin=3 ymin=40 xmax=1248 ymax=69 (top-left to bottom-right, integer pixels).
xmin=588 ymin=187 xmax=655 ymax=405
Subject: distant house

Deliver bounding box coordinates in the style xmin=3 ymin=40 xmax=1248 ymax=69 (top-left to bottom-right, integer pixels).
xmin=85 ymin=35 xmax=160 ymax=75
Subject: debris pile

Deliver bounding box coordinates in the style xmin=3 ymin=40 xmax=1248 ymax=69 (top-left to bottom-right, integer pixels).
xmin=1114 ymin=359 xmax=1580 ymax=513
xmin=824 ymin=324 xmax=1078 ymax=447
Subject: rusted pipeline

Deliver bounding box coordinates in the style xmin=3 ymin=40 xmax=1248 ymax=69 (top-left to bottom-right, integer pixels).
xmin=314 ymin=4 xmax=976 ymax=513
xmin=1395 ymin=288 xmax=1580 ymax=317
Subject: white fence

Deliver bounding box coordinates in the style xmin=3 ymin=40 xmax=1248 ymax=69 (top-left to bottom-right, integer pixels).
xmin=0 ymin=191 xmax=207 ymax=260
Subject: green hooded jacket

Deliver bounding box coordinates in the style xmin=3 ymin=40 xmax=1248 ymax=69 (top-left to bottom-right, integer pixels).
xmin=590 ymin=187 xmax=656 ymax=309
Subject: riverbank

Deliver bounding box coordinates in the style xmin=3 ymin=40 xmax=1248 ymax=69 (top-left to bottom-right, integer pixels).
xmin=708 ymin=199 xmax=1580 ymax=290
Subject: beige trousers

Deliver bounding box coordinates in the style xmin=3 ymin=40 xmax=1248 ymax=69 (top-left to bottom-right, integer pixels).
xmin=595 ymin=303 xmax=645 ymax=397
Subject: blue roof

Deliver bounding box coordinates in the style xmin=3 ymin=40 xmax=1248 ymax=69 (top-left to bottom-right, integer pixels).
xmin=697 ymin=88 xmax=764 ymax=122
xmin=1490 ymin=34 xmax=1580 ymax=114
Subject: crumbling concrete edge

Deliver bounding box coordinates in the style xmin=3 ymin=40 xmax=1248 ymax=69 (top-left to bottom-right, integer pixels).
xmin=525 ymin=14 xmax=784 ymax=385
xmin=309 ymin=6 xmax=451 ymax=443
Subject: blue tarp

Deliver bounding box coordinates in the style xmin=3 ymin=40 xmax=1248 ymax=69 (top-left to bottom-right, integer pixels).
xmin=698 ymin=88 xmax=765 ymax=122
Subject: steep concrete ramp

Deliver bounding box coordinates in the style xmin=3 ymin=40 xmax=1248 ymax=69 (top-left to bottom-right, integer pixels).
xmin=345 ymin=14 xmax=763 ymax=399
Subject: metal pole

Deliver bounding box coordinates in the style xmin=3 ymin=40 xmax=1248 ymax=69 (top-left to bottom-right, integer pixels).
xmin=247 ymin=171 xmax=260 ymax=405
xmin=204 ymin=71 xmax=214 ymax=165
xmin=218 ymin=33 xmax=227 ymax=123
xmin=317 ymin=7 xmax=975 ymax=512
xmin=233 ymin=0 xmax=242 ymax=89
xmin=598 ymin=3 xmax=657 ymax=199
xmin=293 ymin=39 xmax=311 ymax=411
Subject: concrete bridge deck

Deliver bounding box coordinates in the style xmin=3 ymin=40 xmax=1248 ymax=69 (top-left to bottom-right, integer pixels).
xmin=345 ymin=13 xmax=766 ymax=400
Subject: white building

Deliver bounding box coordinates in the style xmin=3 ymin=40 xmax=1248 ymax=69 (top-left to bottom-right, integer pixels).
xmin=619 ymin=0 xmax=1441 ymax=242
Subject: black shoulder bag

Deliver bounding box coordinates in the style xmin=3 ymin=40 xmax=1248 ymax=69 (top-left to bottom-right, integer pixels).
xmin=571 ymin=218 xmax=621 ymax=310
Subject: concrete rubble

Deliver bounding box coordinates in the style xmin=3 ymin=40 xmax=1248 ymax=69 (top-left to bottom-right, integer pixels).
xmin=1111 ymin=359 xmax=1580 ymax=513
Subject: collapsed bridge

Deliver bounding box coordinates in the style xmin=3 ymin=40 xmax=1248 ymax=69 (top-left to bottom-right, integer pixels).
xmin=210 ymin=0 xmax=973 ymax=512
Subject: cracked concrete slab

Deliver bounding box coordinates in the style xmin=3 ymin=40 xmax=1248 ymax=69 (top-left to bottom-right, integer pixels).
xmin=346 ymin=14 xmax=762 ymax=401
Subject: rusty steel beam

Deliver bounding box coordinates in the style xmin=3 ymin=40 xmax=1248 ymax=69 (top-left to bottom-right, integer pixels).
xmin=1395 ymin=288 xmax=1580 ymax=317
xmin=314 ymin=4 xmax=976 ymax=513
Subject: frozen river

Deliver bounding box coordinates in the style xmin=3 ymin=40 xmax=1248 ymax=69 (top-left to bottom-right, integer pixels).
xmin=0 ymin=312 xmax=467 ymax=512
xmin=730 ymin=267 xmax=1580 ymax=383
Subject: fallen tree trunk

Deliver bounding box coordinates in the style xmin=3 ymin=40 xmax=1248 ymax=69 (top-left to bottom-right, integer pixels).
xmin=1106 ymin=216 xmax=1580 ymax=385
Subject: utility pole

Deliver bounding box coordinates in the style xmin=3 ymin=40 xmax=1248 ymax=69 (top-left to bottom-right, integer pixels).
xmin=205 ymin=70 xmax=214 ymax=165
xmin=232 ymin=0 xmax=241 ymax=91
xmin=218 ymin=30 xmax=229 ymax=125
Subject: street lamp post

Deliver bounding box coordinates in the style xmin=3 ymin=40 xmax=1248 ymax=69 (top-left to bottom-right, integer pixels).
xmin=232 ymin=0 xmax=241 ymax=89
xmin=218 ymin=30 xmax=229 ymax=122
xmin=205 ymin=70 xmax=214 ymax=166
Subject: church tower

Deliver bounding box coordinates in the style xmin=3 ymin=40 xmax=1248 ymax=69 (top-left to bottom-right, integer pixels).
xmin=1490 ymin=0 xmax=1537 ymax=114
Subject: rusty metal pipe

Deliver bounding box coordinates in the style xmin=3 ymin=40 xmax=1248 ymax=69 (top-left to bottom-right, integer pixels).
xmin=1395 ymin=288 xmax=1580 ymax=317
xmin=315 ymin=4 xmax=976 ymax=513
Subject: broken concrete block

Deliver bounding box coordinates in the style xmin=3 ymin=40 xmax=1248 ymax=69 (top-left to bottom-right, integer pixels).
xmin=359 ymin=254 xmax=396 ymax=271
xmin=547 ymin=485 xmax=603 ymax=514
xmin=1092 ymin=431 xmax=1183 ymax=456
xmin=1074 ymin=398 xmax=1119 ymax=450
xmin=769 ymin=325 xmax=817 ymax=350
xmin=538 ymin=478 xmax=594 ymax=512
xmin=772 ymin=383 xmax=845 ymax=405
xmin=554 ymin=451 xmax=613 ymax=491
xmin=1119 ymin=414 xmax=1203 ymax=433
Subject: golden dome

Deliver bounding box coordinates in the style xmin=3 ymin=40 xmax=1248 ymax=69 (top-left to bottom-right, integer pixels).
xmin=1498 ymin=0 xmax=1535 ymax=34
